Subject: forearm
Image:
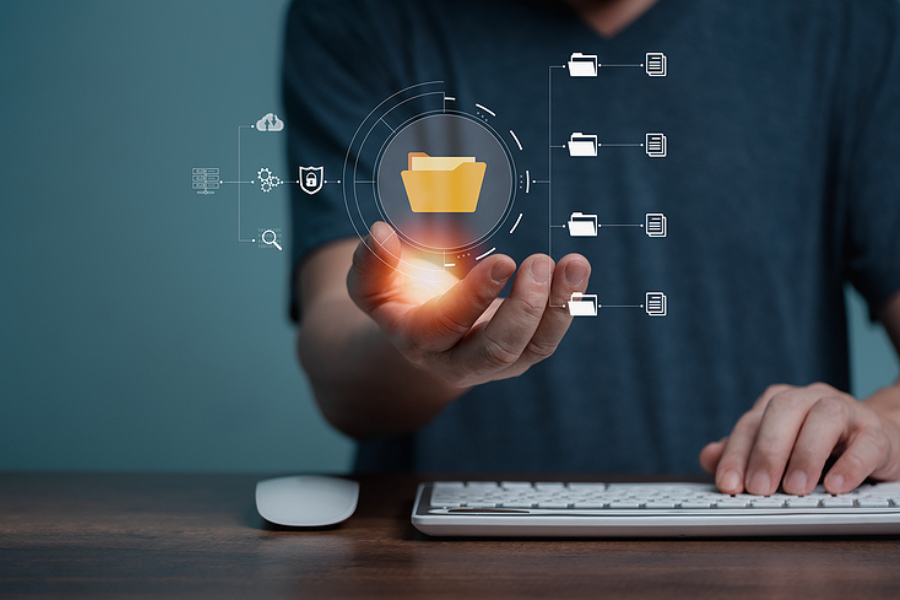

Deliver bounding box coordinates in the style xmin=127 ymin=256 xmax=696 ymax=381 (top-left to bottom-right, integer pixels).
xmin=297 ymin=297 xmax=468 ymax=438
xmin=865 ymin=292 xmax=900 ymax=432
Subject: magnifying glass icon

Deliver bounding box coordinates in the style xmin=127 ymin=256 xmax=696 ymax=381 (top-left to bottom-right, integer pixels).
xmin=262 ymin=229 xmax=282 ymax=251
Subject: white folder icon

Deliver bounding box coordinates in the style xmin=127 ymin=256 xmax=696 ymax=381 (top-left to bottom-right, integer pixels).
xmin=568 ymin=52 xmax=598 ymax=77
xmin=568 ymin=292 xmax=598 ymax=317
xmin=568 ymin=212 xmax=598 ymax=237
xmin=568 ymin=132 xmax=598 ymax=157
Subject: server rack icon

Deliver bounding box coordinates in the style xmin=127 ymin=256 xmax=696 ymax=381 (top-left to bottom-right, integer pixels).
xmin=192 ymin=168 xmax=219 ymax=195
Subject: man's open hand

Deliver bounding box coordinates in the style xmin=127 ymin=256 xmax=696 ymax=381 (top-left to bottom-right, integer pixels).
xmin=700 ymin=383 xmax=900 ymax=495
xmin=347 ymin=222 xmax=590 ymax=391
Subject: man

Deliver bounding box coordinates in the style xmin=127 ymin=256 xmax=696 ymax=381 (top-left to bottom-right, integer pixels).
xmin=283 ymin=0 xmax=900 ymax=496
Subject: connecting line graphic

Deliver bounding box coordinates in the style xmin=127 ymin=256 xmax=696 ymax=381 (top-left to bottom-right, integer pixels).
xmin=554 ymin=140 xmax=644 ymax=150
xmin=237 ymin=125 xmax=255 ymax=243
xmin=548 ymin=65 xmax=565 ymax=264
xmin=550 ymin=222 xmax=644 ymax=229
xmin=547 ymin=300 xmax=646 ymax=310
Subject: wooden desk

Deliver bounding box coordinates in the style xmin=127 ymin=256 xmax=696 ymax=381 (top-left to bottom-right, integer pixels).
xmin=1 ymin=472 xmax=899 ymax=599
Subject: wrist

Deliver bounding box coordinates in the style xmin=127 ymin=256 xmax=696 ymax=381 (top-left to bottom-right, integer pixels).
xmin=863 ymin=382 xmax=900 ymax=427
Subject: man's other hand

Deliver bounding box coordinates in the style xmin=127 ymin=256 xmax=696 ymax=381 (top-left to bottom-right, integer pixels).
xmin=700 ymin=383 xmax=900 ymax=495
xmin=347 ymin=221 xmax=591 ymax=391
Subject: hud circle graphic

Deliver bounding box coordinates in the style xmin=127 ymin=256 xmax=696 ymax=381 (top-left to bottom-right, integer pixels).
xmin=375 ymin=113 xmax=515 ymax=252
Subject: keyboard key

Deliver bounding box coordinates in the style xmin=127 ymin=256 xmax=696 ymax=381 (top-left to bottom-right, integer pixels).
xmin=537 ymin=502 xmax=570 ymax=508
xmin=715 ymin=500 xmax=750 ymax=508
xmin=567 ymin=483 xmax=607 ymax=490
xmin=857 ymin=499 xmax=891 ymax=508
xmin=750 ymin=499 xmax=785 ymax=508
xmin=785 ymin=498 xmax=820 ymax=508
xmin=821 ymin=498 xmax=855 ymax=508
xmin=644 ymin=501 xmax=678 ymax=509
xmin=572 ymin=502 xmax=607 ymax=509
xmin=608 ymin=501 xmax=642 ymax=509
xmin=433 ymin=481 xmax=464 ymax=489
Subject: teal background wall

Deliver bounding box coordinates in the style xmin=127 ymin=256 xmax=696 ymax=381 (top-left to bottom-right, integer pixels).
xmin=0 ymin=1 xmax=897 ymax=472
xmin=0 ymin=0 xmax=355 ymax=472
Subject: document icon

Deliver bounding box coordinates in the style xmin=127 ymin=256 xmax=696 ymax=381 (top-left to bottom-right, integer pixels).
xmin=568 ymin=292 xmax=599 ymax=317
xmin=401 ymin=152 xmax=487 ymax=213
xmin=568 ymin=212 xmax=598 ymax=237
xmin=568 ymin=52 xmax=598 ymax=77
xmin=645 ymin=52 xmax=667 ymax=77
xmin=645 ymin=133 xmax=667 ymax=158
xmin=645 ymin=213 xmax=667 ymax=237
xmin=645 ymin=292 xmax=667 ymax=317
xmin=568 ymin=132 xmax=598 ymax=157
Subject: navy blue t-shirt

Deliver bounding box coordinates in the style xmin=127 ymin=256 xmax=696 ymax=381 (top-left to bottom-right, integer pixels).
xmin=283 ymin=0 xmax=900 ymax=473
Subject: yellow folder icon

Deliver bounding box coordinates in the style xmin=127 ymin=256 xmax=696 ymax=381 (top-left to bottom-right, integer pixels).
xmin=401 ymin=152 xmax=487 ymax=213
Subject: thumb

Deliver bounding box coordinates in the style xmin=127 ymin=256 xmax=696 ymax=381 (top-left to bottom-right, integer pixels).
xmin=347 ymin=221 xmax=402 ymax=313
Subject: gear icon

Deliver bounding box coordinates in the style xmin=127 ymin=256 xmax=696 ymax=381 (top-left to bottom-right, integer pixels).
xmin=257 ymin=168 xmax=281 ymax=193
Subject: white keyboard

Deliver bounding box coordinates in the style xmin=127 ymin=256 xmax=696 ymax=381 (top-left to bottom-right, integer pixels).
xmin=411 ymin=481 xmax=900 ymax=537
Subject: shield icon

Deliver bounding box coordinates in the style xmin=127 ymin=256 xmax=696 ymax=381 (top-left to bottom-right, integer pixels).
xmin=299 ymin=166 xmax=324 ymax=195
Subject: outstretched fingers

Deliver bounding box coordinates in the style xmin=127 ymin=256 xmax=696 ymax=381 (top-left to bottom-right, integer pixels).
xmin=451 ymin=254 xmax=555 ymax=378
xmin=506 ymin=253 xmax=590 ymax=373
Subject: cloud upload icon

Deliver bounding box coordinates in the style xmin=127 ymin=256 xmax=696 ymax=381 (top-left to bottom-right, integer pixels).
xmin=255 ymin=113 xmax=284 ymax=132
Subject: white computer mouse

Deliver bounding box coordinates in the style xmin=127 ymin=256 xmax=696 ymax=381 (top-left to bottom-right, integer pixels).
xmin=255 ymin=475 xmax=359 ymax=527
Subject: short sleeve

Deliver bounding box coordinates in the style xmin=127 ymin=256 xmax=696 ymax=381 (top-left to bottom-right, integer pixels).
xmin=282 ymin=0 xmax=399 ymax=321
xmin=839 ymin=1 xmax=900 ymax=319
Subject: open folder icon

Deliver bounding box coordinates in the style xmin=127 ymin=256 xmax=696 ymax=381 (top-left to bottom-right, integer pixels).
xmin=568 ymin=292 xmax=598 ymax=317
xmin=568 ymin=52 xmax=598 ymax=77
xmin=568 ymin=212 xmax=598 ymax=237
xmin=568 ymin=132 xmax=598 ymax=157
xmin=401 ymin=152 xmax=487 ymax=213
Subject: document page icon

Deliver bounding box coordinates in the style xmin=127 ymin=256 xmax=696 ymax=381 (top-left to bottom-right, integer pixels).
xmin=645 ymin=292 xmax=667 ymax=317
xmin=645 ymin=213 xmax=667 ymax=237
xmin=568 ymin=292 xmax=598 ymax=317
xmin=645 ymin=133 xmax=667 ymax=158
xmin=645 ymin=52 xmax=667 ymax=77
xmin=568 ymin=132 xmax=598 ymax=157
xmin=568 ymin=212 xmax=598 ymax=237
xmin=568 ymin=52 xmax=598 ymax=77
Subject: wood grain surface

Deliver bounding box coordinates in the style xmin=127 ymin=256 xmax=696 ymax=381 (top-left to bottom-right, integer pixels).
xmin=1 ymin=472 xmax=899 ymax=599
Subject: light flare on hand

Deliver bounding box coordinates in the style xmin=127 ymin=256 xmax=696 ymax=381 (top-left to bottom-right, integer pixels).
xmin=395 ymin=255 xmax=460 ymax=305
